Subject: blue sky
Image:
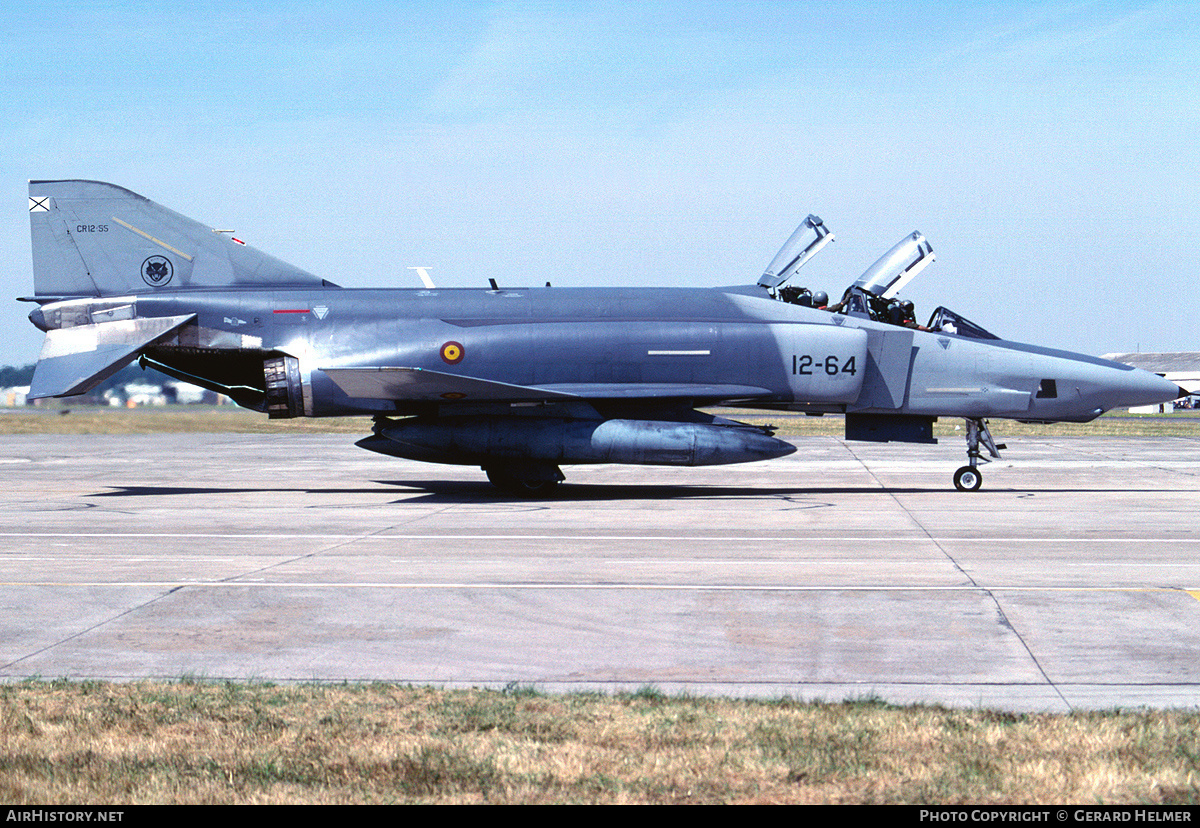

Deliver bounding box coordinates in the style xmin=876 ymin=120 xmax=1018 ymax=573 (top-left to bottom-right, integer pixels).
xmin=3 ymin=0 xmax=1197 ymax=368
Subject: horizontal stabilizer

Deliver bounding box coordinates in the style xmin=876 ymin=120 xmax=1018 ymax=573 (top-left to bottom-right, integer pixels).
xmin=28 ymin=314 xmax=195 ymax=399
xmin=322 ymin=367 xmax=772 ymax=405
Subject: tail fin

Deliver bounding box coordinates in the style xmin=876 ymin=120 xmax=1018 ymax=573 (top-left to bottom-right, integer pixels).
xmin=28 ymin=180 xmax=331 ymax=298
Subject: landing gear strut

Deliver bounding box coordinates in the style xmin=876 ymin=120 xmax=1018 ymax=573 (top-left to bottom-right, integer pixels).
xmin=953 ymin=418 xmax=1005 ymax=491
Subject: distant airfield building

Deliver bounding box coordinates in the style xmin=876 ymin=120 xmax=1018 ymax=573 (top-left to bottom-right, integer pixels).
xmin=4 ymin=380 xmax=218 ymax=407
xmin=103 ymin=380 xmax=211 ymax=407
xmin=1104 ymin=353 xmax=1200 ymax=412
xmin=2 ymin=386 xmax=29 ymax=407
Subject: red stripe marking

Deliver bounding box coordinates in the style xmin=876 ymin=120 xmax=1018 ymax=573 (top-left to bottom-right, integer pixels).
xmin=273 ymin=309 xmax=311 ymax=314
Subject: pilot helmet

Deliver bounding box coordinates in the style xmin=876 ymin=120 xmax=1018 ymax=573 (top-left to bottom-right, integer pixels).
xmin=812 ymin=291 xmax=828 ymax=307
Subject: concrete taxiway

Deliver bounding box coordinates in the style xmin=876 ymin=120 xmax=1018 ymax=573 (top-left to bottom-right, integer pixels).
xmin=1 ymin=432 xmax=1197 ymax=711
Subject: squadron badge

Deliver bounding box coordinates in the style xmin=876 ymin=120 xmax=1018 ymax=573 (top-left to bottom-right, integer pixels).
xmin=142 ymin=255 xmax=173 ymax=287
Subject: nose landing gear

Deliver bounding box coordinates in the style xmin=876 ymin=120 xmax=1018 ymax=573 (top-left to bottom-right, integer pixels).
xmin=953 ymin=465 xmax=982 ymax=491
xmin=953 ymin=418 xmax=1005 ymax=491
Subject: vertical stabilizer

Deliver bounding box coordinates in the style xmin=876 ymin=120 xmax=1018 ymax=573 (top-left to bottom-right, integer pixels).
xmin=28 ymin=180 xmax=330 ymax=298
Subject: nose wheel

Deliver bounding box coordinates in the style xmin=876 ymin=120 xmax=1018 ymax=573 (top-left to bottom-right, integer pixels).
xmin=953 ymin=465 xmax=983 ymax=491
xmin=954 ymin=418 xmax=1005 ymax=491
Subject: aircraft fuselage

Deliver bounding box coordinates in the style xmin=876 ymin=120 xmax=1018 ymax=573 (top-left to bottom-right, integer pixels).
xmin=31 ymin=284 xmax=1175 ymax=424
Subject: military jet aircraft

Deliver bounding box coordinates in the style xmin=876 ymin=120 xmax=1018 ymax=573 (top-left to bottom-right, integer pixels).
xmin=21 ymin=180 xmax=1183 ymax=493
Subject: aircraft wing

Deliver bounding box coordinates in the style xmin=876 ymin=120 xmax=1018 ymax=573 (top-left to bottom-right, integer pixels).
xmin=534 ymin=382 xmax=773 ymax=401
xmin=322 ymin=367 xmax=772 ymax=404
xmin=322 ymin=367 xmax=577 ymax=402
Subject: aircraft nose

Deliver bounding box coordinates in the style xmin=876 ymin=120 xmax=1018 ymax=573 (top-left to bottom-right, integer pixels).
xmin=1109 ymin=367 xmax=1183 ymax=410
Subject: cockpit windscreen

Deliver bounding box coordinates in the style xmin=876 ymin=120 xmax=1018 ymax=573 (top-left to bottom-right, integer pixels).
xmin=926 ymin=307 xmax=1000 ymax=340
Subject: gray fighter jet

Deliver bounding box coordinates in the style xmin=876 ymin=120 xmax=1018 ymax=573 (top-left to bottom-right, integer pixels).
xmin=21 ymin=180 xmax=1183 ymax=492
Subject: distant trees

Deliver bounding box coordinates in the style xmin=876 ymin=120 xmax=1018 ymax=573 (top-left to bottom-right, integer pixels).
xmin=0 ymin=364 xmax=35 ymax=387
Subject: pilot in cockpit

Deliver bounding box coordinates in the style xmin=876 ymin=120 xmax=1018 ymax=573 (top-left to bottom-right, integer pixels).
xmin=889 ymin=299 xmax=930 ymax=332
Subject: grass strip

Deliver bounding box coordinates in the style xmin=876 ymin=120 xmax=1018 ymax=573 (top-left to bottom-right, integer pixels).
xmin=2 ymin=680 xmax=1199 ymax=804
xmin=2 ymin=405 xmax=1198 ymax=438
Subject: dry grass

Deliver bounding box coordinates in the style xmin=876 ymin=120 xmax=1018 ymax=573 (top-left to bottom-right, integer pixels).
xmin=0 ymin=406 xmax=372 ymax=435
xmin=1 ymin=404 xmax=1197 ymax=438
xmin=2 ymin=681 xmax=1199 ymax=804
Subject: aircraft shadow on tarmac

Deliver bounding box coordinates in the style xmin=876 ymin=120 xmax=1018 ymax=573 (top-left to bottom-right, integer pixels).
xmin=363 ymin=480 xmax=1200 ymax=503
xmin=88 ymin=481 xmax=934 ymax=503
xmin=90 ymin=485 xmax=394 ymax=498
xmin=86 ymin=481 xmax=1193 ymax=504
xmin=376 ymin=480 xmax=934 ymax=502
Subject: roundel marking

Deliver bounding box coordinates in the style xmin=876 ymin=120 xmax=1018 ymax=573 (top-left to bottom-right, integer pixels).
xmin=141 ymin=255 xmax=173 ymax=287
xmin=440 ymin=341 xmax=465 ymax=364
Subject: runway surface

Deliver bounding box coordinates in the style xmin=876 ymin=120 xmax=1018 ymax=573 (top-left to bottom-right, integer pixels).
xmin=2 ymin=432 xmax=1197 ymax=711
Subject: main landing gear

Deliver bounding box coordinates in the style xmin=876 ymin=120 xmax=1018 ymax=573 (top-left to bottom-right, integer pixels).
xmin=953 ymin=418 xmax=1005 ymax=491
xmin=484 ymin=462 xmax=565 ymax=496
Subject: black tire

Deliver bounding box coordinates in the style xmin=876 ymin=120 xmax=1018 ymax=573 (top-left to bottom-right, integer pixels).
xmin=486 ymin=467 xmax=561 ymax=496
xmin=953 ymin=466 xmax=982 ymax=492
